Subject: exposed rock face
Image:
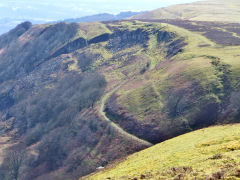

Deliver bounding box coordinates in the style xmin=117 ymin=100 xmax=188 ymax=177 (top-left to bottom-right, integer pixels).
xmin=89 ymin=33 xmax=110 ymax=44
xmin=157 ymin=30 xmax=174 ymax=42
xmin=166 ymin=38 xmax=186 ymax=58
xmin=50 ymin=37 xmax=87 ymax=59
xmin=106 ymin=29 xmax=150 ymax=52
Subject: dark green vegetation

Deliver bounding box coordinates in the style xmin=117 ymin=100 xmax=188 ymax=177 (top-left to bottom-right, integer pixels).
xmin=1 ymin=1 xmax=240 ymax=179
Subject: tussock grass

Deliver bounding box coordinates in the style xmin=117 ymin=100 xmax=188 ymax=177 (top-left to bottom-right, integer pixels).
xmin=86 ymin=124 xmax=240 ymax=179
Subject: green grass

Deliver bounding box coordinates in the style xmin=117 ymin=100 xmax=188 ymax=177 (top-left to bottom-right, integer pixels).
xmin=108 ymin=20 xmax=240 ymax=127
xmin=2 ymin=11 xmax=240 ymax=179
xmin=76 ymin=22 xmax=112 ymax=40
xmin=75 ymin=19 xmax=240 ymax=180
xmin=85 ymin=124 xmax=240 ymax=179
xmin=43 ymin=20 xmax=240 ymax=177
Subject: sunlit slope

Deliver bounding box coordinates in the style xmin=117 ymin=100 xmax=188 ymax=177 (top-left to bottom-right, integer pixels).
xmin=86 ymin=124 xmax=240 ymax=179
xmin=131 ymin=0 xmax=240 ymax=23
xmin=104 ymin=21 xmax=240 ymax=144
xmin=2 ymin=19 xmax=240 ymax=179
xmin=0 ymin=20 xmax=190 ymax=179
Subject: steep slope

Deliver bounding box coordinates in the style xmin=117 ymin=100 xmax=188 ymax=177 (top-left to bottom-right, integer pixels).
xmin=1 ymin=11 xmax=240 ymax=180
xmin=131 ymin=0 xmax=240 ymax=23
xmin=86 ymin=124 xmax=240 ymax=179
xmin=99 ymin=79 xmax=152 ymax=147
xmin=104 ymin=20 xmax=240 ymax=144
xmin=0 ymin=20 xmax=185 ymax=179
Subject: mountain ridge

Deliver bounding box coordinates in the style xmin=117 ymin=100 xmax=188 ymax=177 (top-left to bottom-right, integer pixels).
xmin=0 ymin=11 xmax=142 ymax=35
xmin=63 ymin=11 xmax=143 ymax=23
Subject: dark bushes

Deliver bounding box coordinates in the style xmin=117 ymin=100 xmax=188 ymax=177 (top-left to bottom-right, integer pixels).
xmin=0 ymin=72 xmax=107 ymax=179
xmin=11 ymin=72 xmax=106 ymax=134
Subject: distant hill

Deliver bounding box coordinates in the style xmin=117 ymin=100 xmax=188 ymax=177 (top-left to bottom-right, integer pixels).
xmin=0 ymin=12 xmax=142 ymax=35
xmin=131 ymin=0 xmax=240 ymax=22
xmin=0 ymin=18 xmax=50 ymax=35
xmin=63 ymin=11 xmax=142 ymax=23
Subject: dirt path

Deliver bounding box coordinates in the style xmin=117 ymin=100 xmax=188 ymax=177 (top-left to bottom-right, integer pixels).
xmin=99 ymin=79 xmax=152 ymax=147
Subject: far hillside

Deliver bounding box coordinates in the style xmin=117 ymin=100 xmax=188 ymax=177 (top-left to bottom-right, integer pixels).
xmin=131 ymin=0 xmax=240 ymax=23
xmin=64 ymin=12 xmax=142 ymax=23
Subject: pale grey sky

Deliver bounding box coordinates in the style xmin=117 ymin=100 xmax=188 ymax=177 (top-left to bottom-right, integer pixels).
xmin=0 ymin=0 xmax=199 ymax=34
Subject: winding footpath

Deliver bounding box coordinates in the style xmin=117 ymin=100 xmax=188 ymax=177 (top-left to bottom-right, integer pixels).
xmin=99 ymin=80 xmax=153 ymax=147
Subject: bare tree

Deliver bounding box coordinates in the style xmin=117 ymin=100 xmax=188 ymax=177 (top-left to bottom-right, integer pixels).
xmin=8 ymin=150 xmax=25 ymax=180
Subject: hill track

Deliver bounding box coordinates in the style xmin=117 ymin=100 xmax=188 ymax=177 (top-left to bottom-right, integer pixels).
xmin=99 ymin=79 xmax=153 ymax=147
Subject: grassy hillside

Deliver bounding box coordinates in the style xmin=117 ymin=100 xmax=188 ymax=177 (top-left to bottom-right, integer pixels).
xmin=104 ymin=20 xmax=240 ymax=144
xmin=0 ymin=21 xmax=154 ymax=179
xmin=0 ymin=20 xmax=183 ymax=179
xmin=1 ymin=11 xmax=240 ymax=180
xmin=131 ymin=0 xmax=240 ymax=23
xmin=86 ymin=124 xmax=240 ymax=179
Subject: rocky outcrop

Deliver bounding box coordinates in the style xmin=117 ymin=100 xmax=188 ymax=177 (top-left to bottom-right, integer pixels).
xmin=89 ymin=33 xmax=110 ymax=44
xmin=106 ymin=29 xmax=150 ymax=52
xmin=166 ymin=38 xmax=186 ymax=58
xmin=50 ymin=37 xmax=87 ymax=59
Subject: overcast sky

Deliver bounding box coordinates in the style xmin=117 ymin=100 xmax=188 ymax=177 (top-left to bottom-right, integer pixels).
xmin=0 ymin=0 xmax=199 ymax=21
